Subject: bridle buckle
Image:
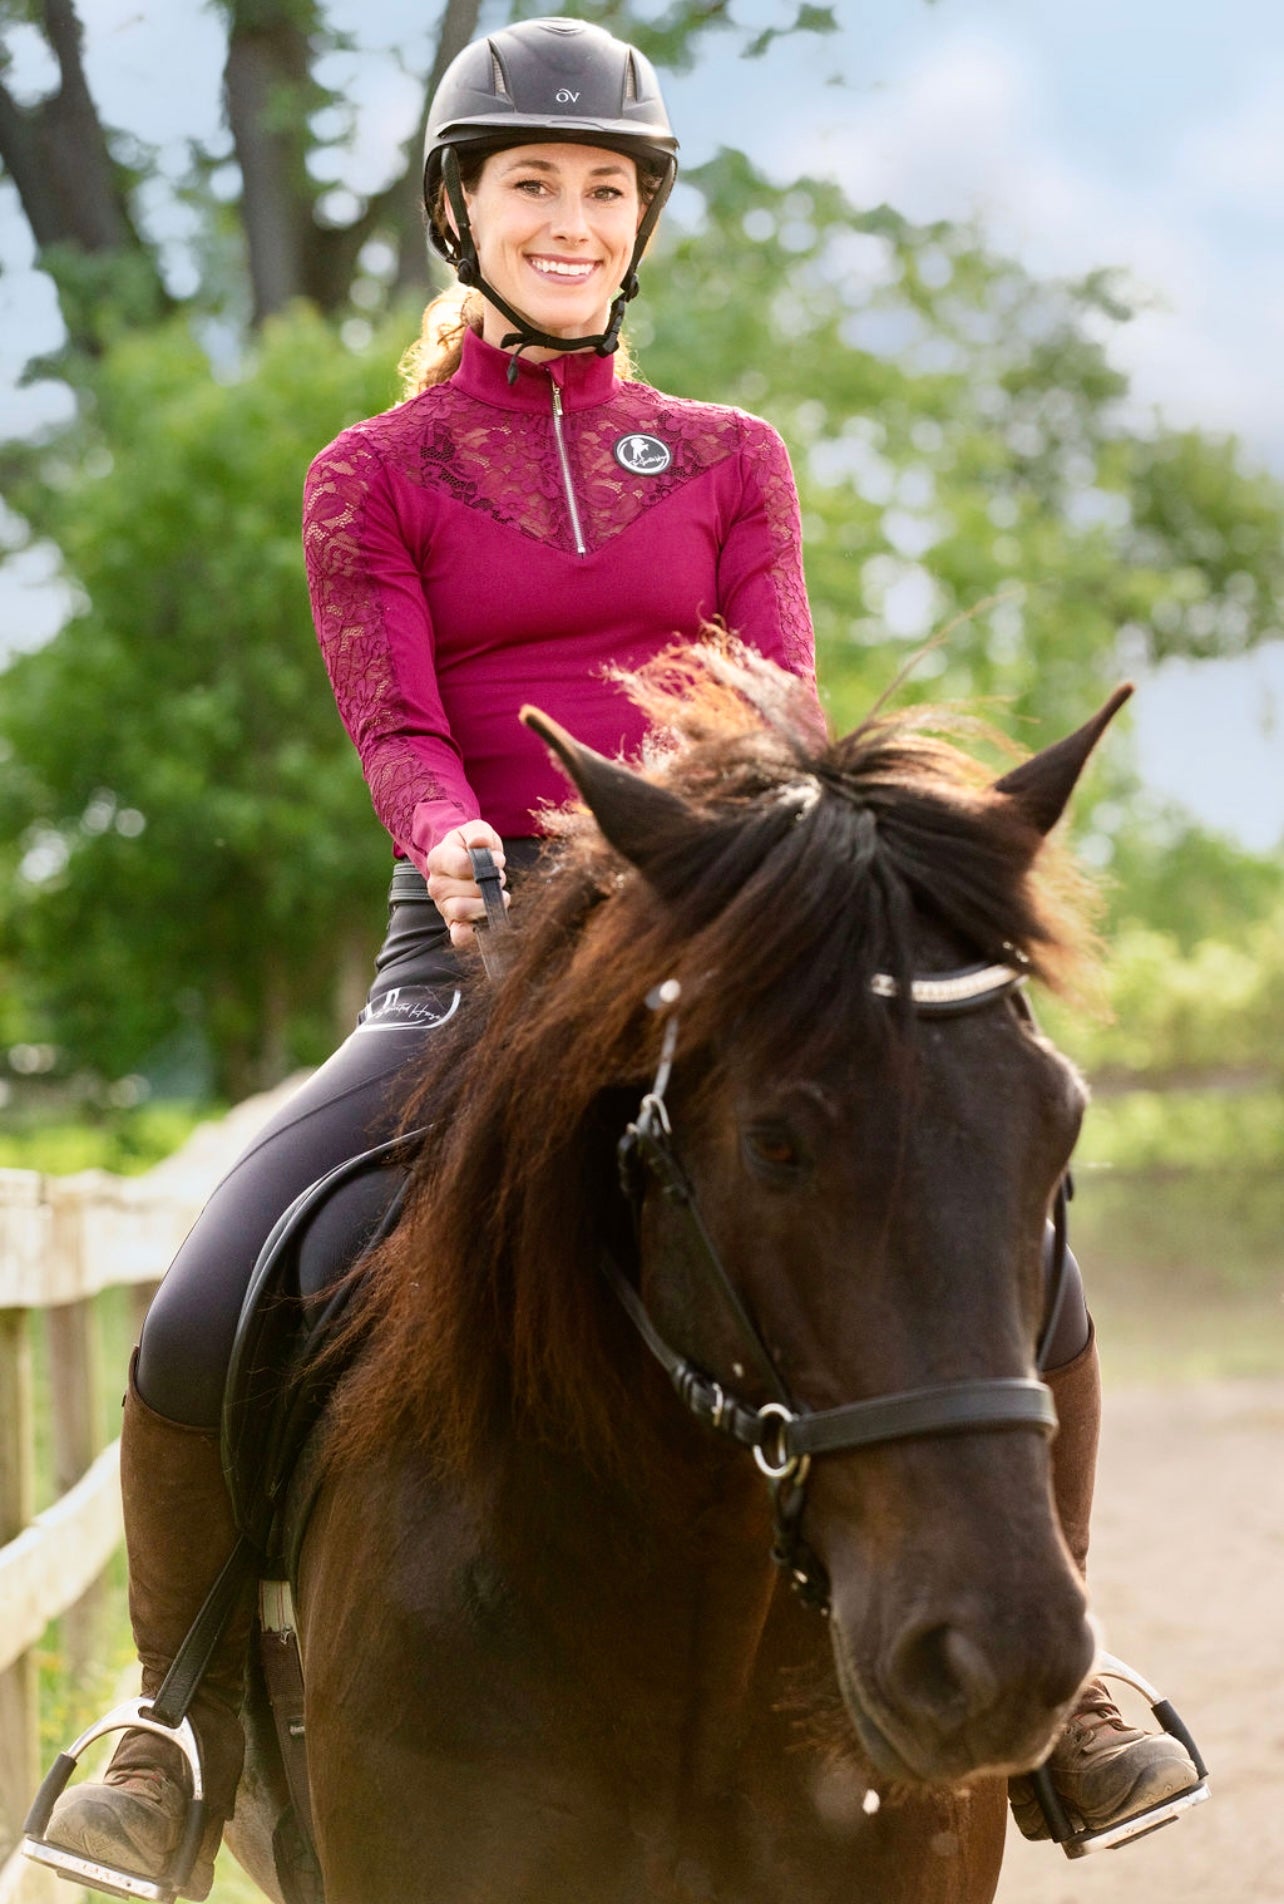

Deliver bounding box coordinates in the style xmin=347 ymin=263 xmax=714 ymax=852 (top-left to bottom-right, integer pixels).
xmin=753 ymin=1401 xmax=811 ymax=1485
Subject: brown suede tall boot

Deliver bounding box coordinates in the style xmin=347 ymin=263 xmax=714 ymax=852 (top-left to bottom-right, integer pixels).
xmin=1046 ymin=1322 xmax=1099 ymax=1577
xmin=46 ymin=1357 xmax=254 ymax=1900
xmin=1010 ymin=1325 xmax=1198 ymax=1841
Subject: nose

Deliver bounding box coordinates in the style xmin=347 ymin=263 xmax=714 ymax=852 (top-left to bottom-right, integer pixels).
xmin=550 ymin=193 xmax=590 ymax=241
xmin=880 ymin=1594 xmax=1095 ymax=1768
xmin=886 ymin=1618 xmax=1000 ymax=1728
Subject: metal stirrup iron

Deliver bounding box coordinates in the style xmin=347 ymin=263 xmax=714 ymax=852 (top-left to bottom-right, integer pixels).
xmin=23 ymin=1535 xmax=259 ymax=1902
xmin=1029 ymin=1654 xmax=1211 ymax=1856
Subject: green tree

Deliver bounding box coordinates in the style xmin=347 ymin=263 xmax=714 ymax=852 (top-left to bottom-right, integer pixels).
xmin=0 ymin=311 xmax=404 ymax=1093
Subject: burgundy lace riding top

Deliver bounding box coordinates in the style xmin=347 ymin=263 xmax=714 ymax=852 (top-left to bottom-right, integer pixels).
xmin=303 ymin=326 xmax=817 ymax=874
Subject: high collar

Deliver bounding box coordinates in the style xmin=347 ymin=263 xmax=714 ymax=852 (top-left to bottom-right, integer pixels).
xmin=453 ymin=326 xmax=620 ymax=415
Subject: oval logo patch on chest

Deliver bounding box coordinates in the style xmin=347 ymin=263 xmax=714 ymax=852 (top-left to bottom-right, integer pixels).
xmin=613 ymin=432 xmax=673 ymax=475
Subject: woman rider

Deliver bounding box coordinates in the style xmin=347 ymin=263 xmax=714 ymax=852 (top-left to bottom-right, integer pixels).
xmin=41 ymin=16 xmax=1196 ymax=1898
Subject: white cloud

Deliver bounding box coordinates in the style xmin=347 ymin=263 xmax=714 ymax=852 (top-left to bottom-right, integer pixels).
xmin=1178 ymin=59 xmax=1284 ymax=217
xmin=789 ymin=31 xmax=1284 ymax=463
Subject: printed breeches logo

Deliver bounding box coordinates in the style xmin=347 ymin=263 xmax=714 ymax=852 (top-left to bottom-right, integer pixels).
xmin=614 ymin=433 xmax=673 ymax=475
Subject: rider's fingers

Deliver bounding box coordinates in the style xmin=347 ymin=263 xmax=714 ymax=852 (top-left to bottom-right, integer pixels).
xmin=430 ymin=831 xmax=507 ymax=888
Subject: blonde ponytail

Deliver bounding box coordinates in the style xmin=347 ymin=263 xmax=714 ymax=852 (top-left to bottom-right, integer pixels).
xmin=397 ymin=283 xmax=485 ymax=395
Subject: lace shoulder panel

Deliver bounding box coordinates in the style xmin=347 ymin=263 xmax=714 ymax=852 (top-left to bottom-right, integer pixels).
xmin=332 ymin=382 xmax=755 ymax=553
xmin=563 ymin=382 xmax=750 ymax=544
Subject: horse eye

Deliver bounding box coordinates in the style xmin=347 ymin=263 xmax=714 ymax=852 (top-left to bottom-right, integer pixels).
xmin=743 ymin=1123 xmax=804 ymax=1177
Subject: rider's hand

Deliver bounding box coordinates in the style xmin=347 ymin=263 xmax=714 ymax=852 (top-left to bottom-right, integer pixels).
xmin=425 ymin=821 xmax=509 ymax=947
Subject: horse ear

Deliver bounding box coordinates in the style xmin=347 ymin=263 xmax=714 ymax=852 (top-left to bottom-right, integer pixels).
xmin=521 ymin=705 xmax=708 ymax=888
xmin=993 ymin=685 xmax=1133 ymax=835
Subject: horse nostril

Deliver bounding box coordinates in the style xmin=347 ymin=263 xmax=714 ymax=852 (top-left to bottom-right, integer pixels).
xmin=887 ymin=1621 xmax=1000 ymax=1725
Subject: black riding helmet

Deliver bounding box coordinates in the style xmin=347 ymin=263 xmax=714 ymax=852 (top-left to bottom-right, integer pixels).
xmin=422 ymin=16 xmax=679 ymax=362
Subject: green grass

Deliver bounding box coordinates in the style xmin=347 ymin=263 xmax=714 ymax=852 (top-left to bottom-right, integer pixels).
xmin=209 ymin=1847 xmax=270 ymax=1902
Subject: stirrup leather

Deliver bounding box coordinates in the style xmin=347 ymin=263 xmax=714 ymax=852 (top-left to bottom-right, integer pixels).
xmin=22 ymin=1697 xmax=206 ymax=1902
xmin=1030 ymin=1653 xmax=1211 ymax=1857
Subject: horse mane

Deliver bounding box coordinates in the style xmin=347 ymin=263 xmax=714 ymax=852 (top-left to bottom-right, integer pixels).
xmin=324 ymin=642 xmax=1098 ymax=1489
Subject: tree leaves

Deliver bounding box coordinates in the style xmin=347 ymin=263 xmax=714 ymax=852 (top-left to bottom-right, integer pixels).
xmin=745 ymin=4 xmax=838 ymax=61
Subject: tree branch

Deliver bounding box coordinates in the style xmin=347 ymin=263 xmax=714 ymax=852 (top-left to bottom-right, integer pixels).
xmin=390 ymin=0 xmax=482 ymax=297
xmin=0 ymin=0 xmax=165 ymax=350
xmin=0 ymin=70 xmax=69 ymax=249
xmin=223 ymin=4 xmax=317 ymax=321
xmin=297 ymin=0 xmax=481 ymax=313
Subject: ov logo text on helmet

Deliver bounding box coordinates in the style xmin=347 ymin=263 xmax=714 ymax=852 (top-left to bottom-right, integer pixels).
xmin=555 ymin=89 xmax=581 ymax=103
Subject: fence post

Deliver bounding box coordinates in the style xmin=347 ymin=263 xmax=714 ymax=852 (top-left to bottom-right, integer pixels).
xmin=0 ymin=1308 xmax=36 ymax=1865
xmin=47 ymin=1325 xmax=102 ymax=1684
xmin=45 ymin=1187 xmax=104 ymax=1683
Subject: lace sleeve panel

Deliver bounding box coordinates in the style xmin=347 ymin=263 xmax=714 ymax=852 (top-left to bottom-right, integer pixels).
xmin=302 ymin=429 xmax=479 ymax=866
xmin=717 ymin=414 xmax=817 ymax=691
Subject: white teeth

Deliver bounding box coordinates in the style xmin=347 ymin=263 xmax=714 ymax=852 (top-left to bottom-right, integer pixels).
xmin=529 ymin=259 xmax=595 ymax=280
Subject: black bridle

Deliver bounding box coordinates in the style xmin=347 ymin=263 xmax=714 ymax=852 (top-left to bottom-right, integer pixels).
xmin=609 ymin=968 xmax=1067 ymax=1614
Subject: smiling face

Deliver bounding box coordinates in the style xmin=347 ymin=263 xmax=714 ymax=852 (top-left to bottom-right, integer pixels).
xmin=462 ymin=142 xmax=642 ymax=356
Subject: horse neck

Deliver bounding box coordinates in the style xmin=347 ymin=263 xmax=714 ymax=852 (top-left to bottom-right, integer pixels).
xmin=488 ymin=1414 xmax=822 ymax=1761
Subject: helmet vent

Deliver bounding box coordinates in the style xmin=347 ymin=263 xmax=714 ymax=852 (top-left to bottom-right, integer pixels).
xmin=489 ymin=45 xmax=512 ymax=99
xmin=624 ymin=52 xmax=639 ymax=103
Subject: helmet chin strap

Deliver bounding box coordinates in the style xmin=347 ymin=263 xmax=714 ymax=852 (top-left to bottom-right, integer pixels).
xmin=441 ymin=148 xmax=676 ymax=378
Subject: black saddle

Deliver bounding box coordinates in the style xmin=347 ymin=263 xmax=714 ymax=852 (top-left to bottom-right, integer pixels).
xmin=223 ymin=1129 xmax=425 ymax=1568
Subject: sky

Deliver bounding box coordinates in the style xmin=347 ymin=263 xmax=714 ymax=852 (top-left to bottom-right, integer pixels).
xmin=1 ymin=0 xmax=1282 ymax=846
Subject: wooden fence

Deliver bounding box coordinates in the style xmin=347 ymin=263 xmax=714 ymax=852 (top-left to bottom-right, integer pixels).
xmin=0 ymin=1082 xmax=303 ymax=1904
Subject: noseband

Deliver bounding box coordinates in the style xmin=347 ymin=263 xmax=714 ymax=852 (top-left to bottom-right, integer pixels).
xmin=609 ymin=964 xmax=1067 ymax=1615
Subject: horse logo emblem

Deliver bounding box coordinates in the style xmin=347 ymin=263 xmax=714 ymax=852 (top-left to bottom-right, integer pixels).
xmin=613 ymin=432 xmax=673 ymax=476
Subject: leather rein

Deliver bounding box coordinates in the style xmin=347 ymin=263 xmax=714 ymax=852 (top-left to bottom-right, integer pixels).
xmin=470 ymin=850 xmax=1068 ymax=1616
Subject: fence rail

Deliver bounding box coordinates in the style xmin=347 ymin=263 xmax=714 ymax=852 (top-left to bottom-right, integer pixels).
xmin=0 ymin=1080 xmax=304 ymax=1901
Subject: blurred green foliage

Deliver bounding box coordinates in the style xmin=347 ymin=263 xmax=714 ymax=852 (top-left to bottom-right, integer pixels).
xmin=1078 ymin=1087 xmax=1284 ymax=1175
xmin=1043 ymin=902 xmax=1284 ymax=1086
xmin=639 ymin=153 xmax=1284 ymax=738
xmin=0 ymin=1099 xmax=213 ymax=1174
xmin=0 ymin=310 xmax=402 ymax=1094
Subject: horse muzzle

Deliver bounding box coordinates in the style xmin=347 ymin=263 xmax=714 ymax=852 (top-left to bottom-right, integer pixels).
xmin=826 ymin=1573 xmax=1097 ymax=1786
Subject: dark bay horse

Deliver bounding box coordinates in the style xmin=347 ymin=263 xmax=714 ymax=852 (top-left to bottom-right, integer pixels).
xmin=231 ymin=647 xmax=1128 ymax=1904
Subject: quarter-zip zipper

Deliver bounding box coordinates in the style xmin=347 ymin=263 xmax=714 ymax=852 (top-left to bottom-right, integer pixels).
xmin=550 ymin=382 xmax=587 ymax=558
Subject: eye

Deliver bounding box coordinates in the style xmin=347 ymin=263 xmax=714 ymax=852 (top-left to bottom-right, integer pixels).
xmin=742 ymin=1121 xmax=807 ymax=1181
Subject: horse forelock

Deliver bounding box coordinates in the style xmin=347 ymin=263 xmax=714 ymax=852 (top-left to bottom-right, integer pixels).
xmin=326 ymin=646 xmax=1098 ymax=1491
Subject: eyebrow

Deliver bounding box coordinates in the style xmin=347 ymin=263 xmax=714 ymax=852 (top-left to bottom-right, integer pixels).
xmin=498 ymin=155 xmax=630 ymax=179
